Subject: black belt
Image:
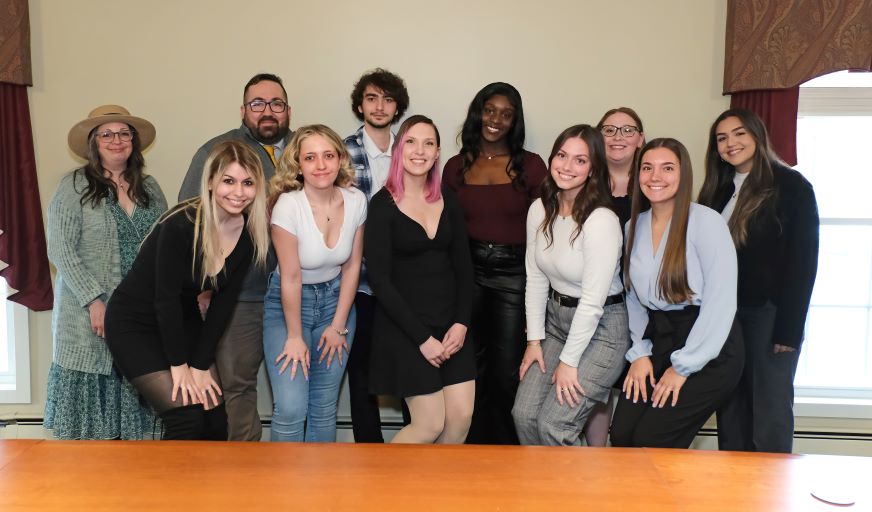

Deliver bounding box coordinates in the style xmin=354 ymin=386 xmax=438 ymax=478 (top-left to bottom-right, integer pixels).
xmin=550 ymin=289 xmax=624 ymax=308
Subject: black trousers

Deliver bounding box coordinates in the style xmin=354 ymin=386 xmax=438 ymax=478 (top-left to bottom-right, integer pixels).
xmin=160 ymin=404 xmax=228 ymax=441
xmin=716 ymin=302 xmax=800 ymax=453
xmin=610 ymin=307 xmax=744 ymax=448
xmin=465 ymin=241 xmax=525 ymax=445
xmin=348 ymin=292 xmax=385 ymax=442
xmin=348 ymin=292 xmax=409 ymax=442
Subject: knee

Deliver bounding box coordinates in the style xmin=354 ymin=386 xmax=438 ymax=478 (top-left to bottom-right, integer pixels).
xmin=447 ymin=403 xmax=473 ymax=432
xmin=511 ymin=399 xmax=537 ymax=431
xmin=271 ymin=391 xmax=307 ymax=426
xmin=411 ymin=413 xmax=445 ymax=443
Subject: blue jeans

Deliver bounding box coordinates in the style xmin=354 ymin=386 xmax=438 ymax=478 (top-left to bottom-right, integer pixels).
xmin=263 ymin=273 xmax=356 ymax=442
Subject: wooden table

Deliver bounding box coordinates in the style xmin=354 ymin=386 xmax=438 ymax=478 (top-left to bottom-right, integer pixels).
xmin=0 ymin=440 xmax=867 ymax=511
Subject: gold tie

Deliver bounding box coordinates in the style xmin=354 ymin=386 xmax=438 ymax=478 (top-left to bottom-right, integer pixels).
xmin=264 ymin=145 xmax=278 ymax=167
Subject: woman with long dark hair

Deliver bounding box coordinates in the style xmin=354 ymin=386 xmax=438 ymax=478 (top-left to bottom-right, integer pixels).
xmin=366 ymin=115 xmax=476 ymax=444
xmin=105 ymin=140 xmax=270 ymax=440
xmin=699 ymin=109 xmax=819 ymax=453
xmin=511 ymin=125 xmax=629 ymax=446
xmin=442 ymin=82 xmax=547 ymax=444
xmin=610 ymin=138 xmax=743 ymax=448
xmin=45 ymin=105 xmax=167 ymax=440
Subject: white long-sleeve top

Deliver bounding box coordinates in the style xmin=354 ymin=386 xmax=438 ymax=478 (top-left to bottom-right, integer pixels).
xmin=624 ymin=203 xmax=738 ymax=376
xmin=525 ymin=200 xmax=624 ymax=368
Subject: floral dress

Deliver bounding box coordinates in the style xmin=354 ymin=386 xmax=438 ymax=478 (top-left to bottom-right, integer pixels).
xmin=44 ymin=184 xmax=165 ymax=440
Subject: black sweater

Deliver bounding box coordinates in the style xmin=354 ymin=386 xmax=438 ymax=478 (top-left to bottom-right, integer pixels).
xmin=112 ymin=205 xmax=253 ymax=369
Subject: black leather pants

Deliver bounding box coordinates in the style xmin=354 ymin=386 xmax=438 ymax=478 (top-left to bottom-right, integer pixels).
xmin=465 ymin=240 xmax=526 ymax=445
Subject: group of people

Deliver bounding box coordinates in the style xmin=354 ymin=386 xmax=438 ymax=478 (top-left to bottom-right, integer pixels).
xmin=44 ymin=69 xmax=819 ymax=454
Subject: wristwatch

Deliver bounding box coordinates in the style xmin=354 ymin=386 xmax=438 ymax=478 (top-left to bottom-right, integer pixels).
xmin=333 ymin=326 xmax=349 ymax=336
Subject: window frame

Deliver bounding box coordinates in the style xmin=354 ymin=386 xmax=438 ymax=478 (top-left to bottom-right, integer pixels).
xmin=0 ymin=277 xmax=32 ymax=404
xmin=793 ymin=79 xmax=872 ymax=403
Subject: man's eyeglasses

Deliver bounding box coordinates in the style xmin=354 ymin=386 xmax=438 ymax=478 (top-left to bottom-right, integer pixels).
xmin=245 ymin=99 xmax=288 ymax=113
xmin=600 ymin=125 xmax=640 ymax=138
xmin=94 ymin=129 xmax=135 ymax=143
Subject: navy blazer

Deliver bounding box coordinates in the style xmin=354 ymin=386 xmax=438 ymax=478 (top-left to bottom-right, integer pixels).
xmin=711 ymin=161 xmax=819 ymax=349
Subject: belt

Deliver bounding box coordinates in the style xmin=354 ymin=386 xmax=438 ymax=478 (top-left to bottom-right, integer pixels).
xmin=550 ymin=289 xmax=624 ymax=308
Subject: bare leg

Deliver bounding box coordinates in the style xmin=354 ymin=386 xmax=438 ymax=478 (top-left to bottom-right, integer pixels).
xmin=583 ymin=395 xmax=614 ymax=447
xmin=390 ymin=391 xmax=445 ymax=444
xmin=437 ymin=380 xmax=475 ymax=444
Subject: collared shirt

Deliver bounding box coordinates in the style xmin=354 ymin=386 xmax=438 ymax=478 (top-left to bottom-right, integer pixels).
xmin=261 ymin=137 xmax=287 ymax=162
xmin=361 ymin=128 xmax=393 ymax=193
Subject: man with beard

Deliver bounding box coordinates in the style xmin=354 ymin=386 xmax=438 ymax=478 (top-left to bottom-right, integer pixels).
xmin=343 ymin=68 xmax=409 ymax=442
xmin=178 ymin=73 xmax=292 ymax=441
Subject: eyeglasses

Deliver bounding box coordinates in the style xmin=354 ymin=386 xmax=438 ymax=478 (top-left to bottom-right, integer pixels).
xmin=600 ymin=125 xmax=640 ymax=138
xmin=244 ymin=99 xmax=288 ymax=113
xmin=94 ymin=129 xmax=135 ymax=143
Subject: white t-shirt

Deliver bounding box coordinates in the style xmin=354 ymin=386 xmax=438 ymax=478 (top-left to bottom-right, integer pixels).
xmin=525 ymin=201 xmax=624 ymax=367
xmin=271 ymin=187 xmax=367 ymax=284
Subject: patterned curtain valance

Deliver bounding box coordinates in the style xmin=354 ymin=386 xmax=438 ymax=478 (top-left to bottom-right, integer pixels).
xmin=0 ymin=0 xmax=32 ymax=86
xmin=723 ymin=0 xmax=872 ymax=94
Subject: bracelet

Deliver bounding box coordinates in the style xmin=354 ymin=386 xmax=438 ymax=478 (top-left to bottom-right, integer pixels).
xmin=527 ymin=340 xmax=541 ymax=346
xmin=333 ymin=326 xmax=349 ymax=336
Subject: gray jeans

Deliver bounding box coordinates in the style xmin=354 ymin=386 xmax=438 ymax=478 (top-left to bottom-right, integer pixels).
xmin=215 ymin=301 xmax=265 ymax=441
xmin=512 ymin=298 xmax=629 ymax=446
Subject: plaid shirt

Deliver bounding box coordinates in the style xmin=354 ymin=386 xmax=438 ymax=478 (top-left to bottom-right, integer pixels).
xmin=344 ymin=127 xmax=376 ymax=200
xmin=345 ymin=126 xmax=391 ymax=294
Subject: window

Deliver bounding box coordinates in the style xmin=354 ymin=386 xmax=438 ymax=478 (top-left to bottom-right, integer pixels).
xmin=794 ymin=71 xmax=872 ymax=398
xmin=0 ymin=275 xmax=31 ymax=403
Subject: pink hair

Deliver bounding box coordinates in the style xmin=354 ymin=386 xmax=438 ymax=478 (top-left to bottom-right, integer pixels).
xmin=384 ymin=115 xmax=442 ymax=203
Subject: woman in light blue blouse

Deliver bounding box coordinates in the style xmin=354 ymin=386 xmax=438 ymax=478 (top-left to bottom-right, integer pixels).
xmin=609 ymin=138 xmax=744 ymax=448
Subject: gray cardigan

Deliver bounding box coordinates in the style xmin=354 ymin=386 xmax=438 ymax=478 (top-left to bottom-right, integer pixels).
xmin=47 ymin=170 xmax=167 ymax=374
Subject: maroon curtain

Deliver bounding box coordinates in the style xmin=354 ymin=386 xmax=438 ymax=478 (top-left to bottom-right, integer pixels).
xmin=0 ymin=82 xmax=53 ymax=311
xmin=729 ymin=87 xmax=800 ymax=166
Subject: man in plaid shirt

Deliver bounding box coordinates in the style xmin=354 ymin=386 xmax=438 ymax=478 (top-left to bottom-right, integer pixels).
xmin=344 ymin=68 xmax=409 ymax=443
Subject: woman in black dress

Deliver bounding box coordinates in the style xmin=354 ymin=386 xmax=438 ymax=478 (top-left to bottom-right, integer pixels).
xmin=365 ymin=115 xmax=476 ymax=444
xmin=105 ymin=141 xmax=270 ymax=440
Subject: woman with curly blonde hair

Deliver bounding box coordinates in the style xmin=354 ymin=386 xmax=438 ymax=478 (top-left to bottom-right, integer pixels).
xmin=263 ymin=124 xmax=366 ymax=442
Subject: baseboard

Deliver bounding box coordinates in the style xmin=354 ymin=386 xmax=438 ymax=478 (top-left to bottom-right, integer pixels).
xmin=3 ymin=418 xmax=871 ymax=455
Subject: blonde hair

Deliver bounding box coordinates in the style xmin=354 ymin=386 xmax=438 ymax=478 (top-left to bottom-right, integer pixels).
xmin=269 ymin=124 xmax=355 ymax=208
xmin=189 ymin=140 xmax=269 ymax=287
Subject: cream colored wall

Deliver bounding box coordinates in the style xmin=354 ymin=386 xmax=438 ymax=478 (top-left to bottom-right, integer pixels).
xmin=3 ymin=0 xmax=731 ymax=419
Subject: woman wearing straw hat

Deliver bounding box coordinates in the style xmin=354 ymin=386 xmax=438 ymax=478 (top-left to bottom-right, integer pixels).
xmin=44 ymin=105 xmax=167 ymax=440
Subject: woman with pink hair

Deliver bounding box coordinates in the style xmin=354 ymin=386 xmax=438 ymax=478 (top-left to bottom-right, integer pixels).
xmin=365 ymin=115 xmax=476 ymax=444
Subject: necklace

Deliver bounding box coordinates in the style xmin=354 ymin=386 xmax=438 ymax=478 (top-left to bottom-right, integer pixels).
xmin=309 ymin=188 xmax=337 ymax=222
xmin=482 ymin=151 xmax=508 ymax=160
xmin=105 ymin=170 xmax=127 ymax=191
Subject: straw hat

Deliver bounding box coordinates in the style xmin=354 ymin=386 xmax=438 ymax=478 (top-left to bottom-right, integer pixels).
xmin=67 ymin=104 xmax=156 ymax=159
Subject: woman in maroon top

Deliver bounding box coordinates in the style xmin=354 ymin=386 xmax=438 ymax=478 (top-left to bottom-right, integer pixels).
xmin=443 ymin=82 xmax=547 ymax=444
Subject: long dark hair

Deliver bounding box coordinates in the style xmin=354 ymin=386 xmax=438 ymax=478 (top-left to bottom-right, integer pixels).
xmin=625 ymin=138 xmax=694 ymax=303
xmin=539 ymin=125 xmax=612 ymax=247
xmin=456 ymin=82 xmax=528 ymax=190
xmin=78 ymin=125 xmax=150 ymax=208
xmin=698 ymin=108 xmax=777 ymax=247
